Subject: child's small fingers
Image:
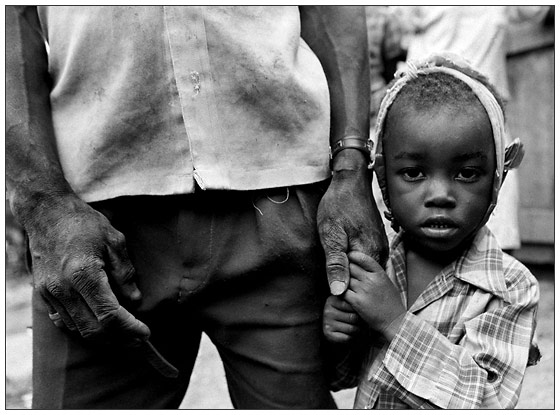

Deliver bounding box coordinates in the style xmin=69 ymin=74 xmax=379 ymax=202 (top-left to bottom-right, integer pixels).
xmin=344 ymin=279 xmax=363 ymax=299
xmin=325 ymin=302 xmax=359 ymax=325
xmin=325 ymin=320 xmax=360 ymax=336
xmin=339 ymin=311 xmax=360 ymax=325
xmin=329 ymin=295 xmax=355 ymax=312
xmin=348 ymin=251 xmax=384 ymax=273
xmin=348 ymin=262 xmax=367 ymax=282
xmin=324 ymin=327 xmax=356 ymax=344
xmin=324 ymin=307 xmax=355 ymax=325
xmin=326 ymin=332 xmax=353 ymax=343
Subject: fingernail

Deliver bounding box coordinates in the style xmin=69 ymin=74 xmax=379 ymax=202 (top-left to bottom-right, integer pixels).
xmin=330 ymin=281 xmax=346 ymax=296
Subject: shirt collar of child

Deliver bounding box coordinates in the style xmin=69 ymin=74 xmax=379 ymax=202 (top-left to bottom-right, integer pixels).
xmin=451 ymin=227 xmax=511 ymax=302
xmin=390 ymin=226 xmax=511 ymax=307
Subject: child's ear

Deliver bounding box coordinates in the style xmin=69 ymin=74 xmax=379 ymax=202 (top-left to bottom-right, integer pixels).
xmin=501 ymin=139 xmax=524 ymax=186
xmin=503 ymin=139 xmax=524 ymax=172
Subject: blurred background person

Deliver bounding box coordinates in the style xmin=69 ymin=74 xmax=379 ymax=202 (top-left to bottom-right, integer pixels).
xmin=365 ymin=6 xmax=407 ymax=121
xmin=365 ymin=6 xmax=407 ymax=237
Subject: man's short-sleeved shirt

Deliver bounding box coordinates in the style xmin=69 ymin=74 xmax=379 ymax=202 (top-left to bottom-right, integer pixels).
xmin=37 ymin=6 xmax=331 ymax=202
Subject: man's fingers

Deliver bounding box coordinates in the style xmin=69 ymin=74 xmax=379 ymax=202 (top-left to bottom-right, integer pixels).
xmin=61 ymin=259 xmax=150 ymax=341
xmin=77 ymin=267 xmax=151 ymax=341
xmin=98 ymin=305 xmax=151 ymax=341
xmin=39 ymin=254 xmax=150 ymax=342
xmin=40 ymin=280 xmax=81 ymax=331
xmin=41 ymin=293 xmax=73 ymax=329
xmin=40 ymin=274 xmax=121 ymax=338
xmin=105 ymin=233 xmax=142 ymax=303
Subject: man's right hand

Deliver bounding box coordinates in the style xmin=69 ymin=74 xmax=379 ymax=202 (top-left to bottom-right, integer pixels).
xmin=6 ymin=6 xmax=150 ymax=347
xmin=26 ymin=194 xmax=150 ymax=345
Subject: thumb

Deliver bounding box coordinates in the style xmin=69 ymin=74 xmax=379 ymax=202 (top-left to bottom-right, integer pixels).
xmin=348 ymin=250 xmax=384 ymax=273
xmin=318 ymin=211 xmax=350 ymax=295
xmin=325 ymin=249 xmax=350 ymax=296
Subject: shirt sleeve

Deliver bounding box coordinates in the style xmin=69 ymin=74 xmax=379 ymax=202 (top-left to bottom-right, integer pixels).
xmin=376 ymin=277 xmax=539 ymax=409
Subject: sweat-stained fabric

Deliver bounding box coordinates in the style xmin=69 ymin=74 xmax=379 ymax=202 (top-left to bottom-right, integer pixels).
xmin=36 ymin=6 xmax=331 ymax=202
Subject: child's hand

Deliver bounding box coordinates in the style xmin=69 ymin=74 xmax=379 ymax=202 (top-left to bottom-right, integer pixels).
xmin=323 ymin=295 xmax=361 ymax=343
xmin=343 ymin=251 xmax=406 ymax=341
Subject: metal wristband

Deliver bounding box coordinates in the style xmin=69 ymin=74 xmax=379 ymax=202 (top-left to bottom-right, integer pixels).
xmin=329 ymin=136 xmax=373 ymax=169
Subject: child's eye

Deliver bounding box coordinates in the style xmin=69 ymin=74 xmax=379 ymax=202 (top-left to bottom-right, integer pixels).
xmin=400 ymin=168 xmax=425 ymax=182
xmin=456 ymin=168 xmax=481 ymax=182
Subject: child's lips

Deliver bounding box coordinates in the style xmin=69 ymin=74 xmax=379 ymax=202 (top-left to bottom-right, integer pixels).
xmin=420 ymin=217 xmax=459 ymax=238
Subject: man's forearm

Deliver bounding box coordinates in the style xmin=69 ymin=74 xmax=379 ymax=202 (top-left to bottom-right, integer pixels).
xmin=300 ymin=5 xmax=371 ymax=168
xmin=6 ymin=6 xmax=74 ymax=227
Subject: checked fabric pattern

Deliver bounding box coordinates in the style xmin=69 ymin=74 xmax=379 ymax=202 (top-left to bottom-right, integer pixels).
xmin=332 ymin=226 xmax=539 ymax=409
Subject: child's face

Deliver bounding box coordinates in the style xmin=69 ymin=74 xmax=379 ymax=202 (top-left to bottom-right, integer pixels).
xmin=384 ymin=105 xmax=496 ymax=258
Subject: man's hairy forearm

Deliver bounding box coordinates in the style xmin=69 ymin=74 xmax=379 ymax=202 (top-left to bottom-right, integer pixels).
xmin=6 ymin=6 xmax=74 ymax=227
xmin=299 ymin=6 xmax=370 ymax=144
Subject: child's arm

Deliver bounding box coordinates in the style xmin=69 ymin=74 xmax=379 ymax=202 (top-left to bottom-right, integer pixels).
xmin=345 ymin=252 xmax=539 ymax=409
xmin=379 ymin=298 xmax=537 ymax=409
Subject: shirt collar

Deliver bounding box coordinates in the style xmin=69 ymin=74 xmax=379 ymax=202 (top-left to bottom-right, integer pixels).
xmin=452 ymin=226 xmax=511 ymax=302
xmin=390 ymin=226 xmax=510 ymax=305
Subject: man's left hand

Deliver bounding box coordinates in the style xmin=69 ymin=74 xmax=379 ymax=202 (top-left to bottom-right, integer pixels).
xmin=317 ymin=164 xmax=388 ymax=295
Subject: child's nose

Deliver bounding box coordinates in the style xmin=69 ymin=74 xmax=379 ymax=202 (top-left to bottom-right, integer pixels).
xmin=424 ymin=178 xmax=456 ymax=208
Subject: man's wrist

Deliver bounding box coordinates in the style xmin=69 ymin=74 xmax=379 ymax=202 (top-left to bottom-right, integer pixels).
xmin=330 ymin=136 xmax=373 ymax=172
xmin=331 ymin=148 xmax=372 ymax=173
xmin=9 ymin=186 xmax=78 ymax=231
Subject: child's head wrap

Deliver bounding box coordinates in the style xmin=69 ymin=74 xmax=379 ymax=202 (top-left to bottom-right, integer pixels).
xmin=369 ymin=52 xmax=525 ymax=231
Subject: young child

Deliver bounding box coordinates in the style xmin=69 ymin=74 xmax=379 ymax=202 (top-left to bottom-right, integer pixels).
xmin=323 ymin=53 xmax=540 ymax=409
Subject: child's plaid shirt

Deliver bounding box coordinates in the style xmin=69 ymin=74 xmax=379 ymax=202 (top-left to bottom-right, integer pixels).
xmin=331 ymin=226 xmax=539 ymax=409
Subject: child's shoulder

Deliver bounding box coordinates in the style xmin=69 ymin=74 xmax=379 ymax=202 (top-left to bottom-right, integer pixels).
xmin=460 ymin=227 xmax=538 ymax=302
xmin=501 ymin=250 xmax=539 ymax=297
